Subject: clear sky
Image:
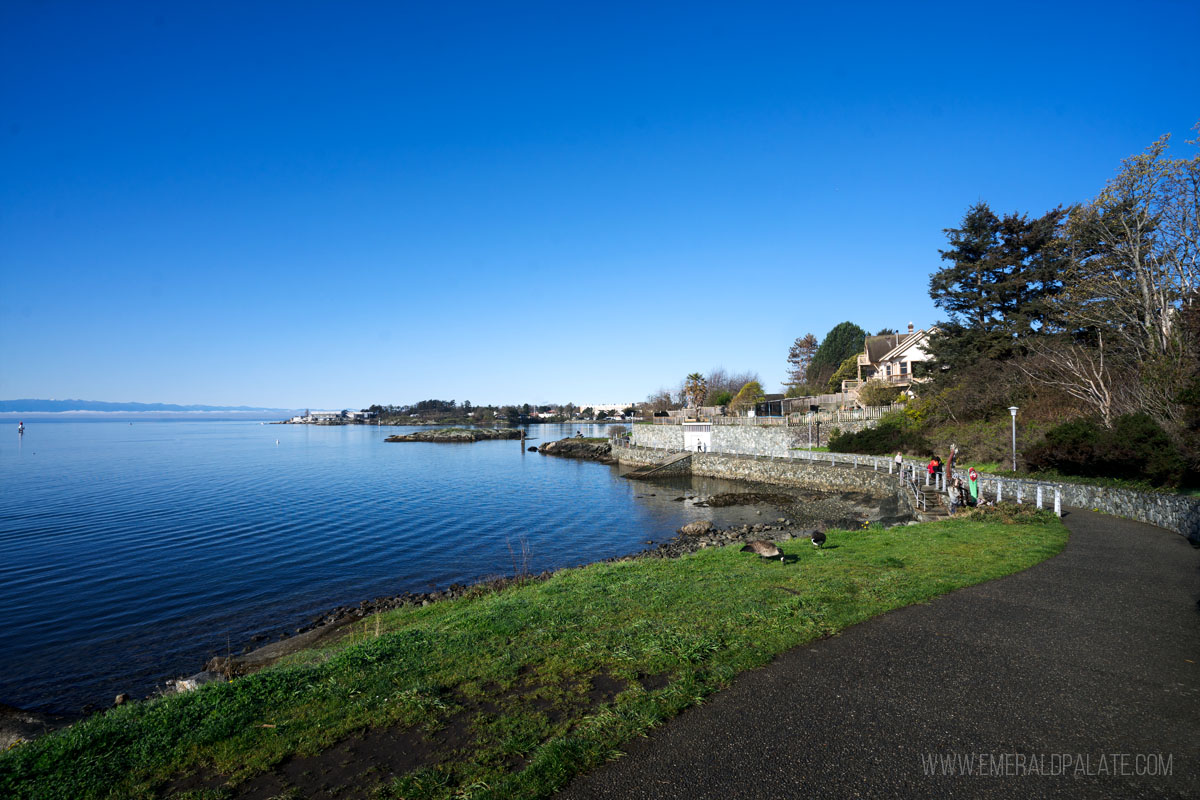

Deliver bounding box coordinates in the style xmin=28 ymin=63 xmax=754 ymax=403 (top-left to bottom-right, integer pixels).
xmin=2 ymin=1 xmax=1197 ymax=409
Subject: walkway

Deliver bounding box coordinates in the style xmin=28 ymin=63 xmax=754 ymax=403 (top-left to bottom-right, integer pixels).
xmin=557 ymin=510 xmax=1200 ymax=799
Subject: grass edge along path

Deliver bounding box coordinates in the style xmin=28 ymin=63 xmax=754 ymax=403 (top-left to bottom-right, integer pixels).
xmin=0 ymin=510 xmax=1068 ymax=800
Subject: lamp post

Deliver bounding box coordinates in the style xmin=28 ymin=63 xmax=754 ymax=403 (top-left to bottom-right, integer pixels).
xmin=1008 ymin=406 xmax=1019 ymax=472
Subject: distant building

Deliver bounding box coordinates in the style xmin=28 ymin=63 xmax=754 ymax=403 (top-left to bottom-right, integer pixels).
xmin=753 ymin=394 xmax=787 ymax=417
xmin=573 ymin=402 xmax=636 ymax=415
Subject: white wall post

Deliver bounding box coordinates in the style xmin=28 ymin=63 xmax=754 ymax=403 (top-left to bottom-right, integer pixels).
xmin=1036 ymin=485 xmax=1043 ymax=509
xmin=997 ymin=482 xmax=1002 ymax=503
xmin=1017 ymin=485 xmax=1023 ymax=504
xmin=1054 ymin=488 xmax=1061 ymax=517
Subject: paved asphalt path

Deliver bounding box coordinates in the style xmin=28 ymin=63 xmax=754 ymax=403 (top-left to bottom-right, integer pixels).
xmin=557 ymin=510 xmax=1199 ymax=799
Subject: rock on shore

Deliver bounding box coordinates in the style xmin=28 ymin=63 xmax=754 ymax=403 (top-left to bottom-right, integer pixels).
xmin=538 ymin=438 xmax=614 ymax=463
xmin=385 ymin=428 xmax=523 ymax=443
xmin=1 ymin=703 xmax=70 ymax=750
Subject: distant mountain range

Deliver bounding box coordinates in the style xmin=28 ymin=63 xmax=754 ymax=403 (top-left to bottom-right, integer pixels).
xmin=0 ymin=399 xmax=296 ymax=413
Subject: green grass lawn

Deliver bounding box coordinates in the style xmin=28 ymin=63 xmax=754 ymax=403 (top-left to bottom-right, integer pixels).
xmin=1 ymin=512 xmax=1067 ymax=800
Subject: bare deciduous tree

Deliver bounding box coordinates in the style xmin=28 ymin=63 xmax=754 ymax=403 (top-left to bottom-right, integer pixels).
xmin=1031 ymin=125 xmax=1200 ymax=433
xmin=1019 ymin=333 xmax=1127 ymax=429
xmin=645 ymin=388 xmax=674 ymax=413
xmin=1061 ymin=128 xmax=1200 ymax=362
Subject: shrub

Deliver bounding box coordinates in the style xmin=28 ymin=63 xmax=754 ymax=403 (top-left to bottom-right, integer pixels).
xmin=729 ymin=381 xmax=765 ymax=414
xmin=961 ymin=504 xmax=1059 ymax=525
xmin=858 ymin=380 xmax=903 ymax=407
xmin=1024 ymin=413 xmax=1185 ymax=487
xmin=709 ymin=390 xmax=733 ymax=408
xmin=828 ymin=412 xmax=931 ymax=455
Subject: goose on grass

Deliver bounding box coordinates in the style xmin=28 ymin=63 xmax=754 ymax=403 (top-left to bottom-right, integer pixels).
xmin=741 ymin=540 xmax=784 ymax=562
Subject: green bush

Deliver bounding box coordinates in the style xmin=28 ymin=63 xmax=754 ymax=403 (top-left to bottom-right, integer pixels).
xmin=960 ymin=504 xmax=1059 ymax=525
xmin=1024 ymin=413 xmax=1186 ymax=487
xmin=828 ymin=412 xmax=931 ymax=455
xmin=827 ymin=354 xmax=859 ymax=393
xmin=858 ymin=380 xmax=903 ymax=407
xmin=708 ymin=390 xmax=733 ymax=407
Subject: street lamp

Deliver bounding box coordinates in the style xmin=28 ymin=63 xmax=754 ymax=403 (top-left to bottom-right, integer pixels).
xmin=1008 ymin=406 xmax=1019 ymax=472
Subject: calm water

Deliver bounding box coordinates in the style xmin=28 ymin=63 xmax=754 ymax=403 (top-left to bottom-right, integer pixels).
xmin=1 ymin=421 xmax=770 ymax=714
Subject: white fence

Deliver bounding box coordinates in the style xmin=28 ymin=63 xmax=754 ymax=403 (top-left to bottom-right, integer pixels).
xmin=787 ymin=450 xmax=1064 ymax=515
xmin=651 ymin=404 xmax=903 ymax=427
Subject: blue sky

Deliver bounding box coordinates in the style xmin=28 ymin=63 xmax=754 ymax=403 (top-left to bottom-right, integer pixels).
xmin=2 ymin=1 xmax=1198 ymax=409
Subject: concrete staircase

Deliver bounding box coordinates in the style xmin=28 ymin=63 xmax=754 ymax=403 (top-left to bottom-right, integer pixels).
xmin=918 ymin=484 xmax=949 ymax=520
xmin=623 ymin=452 xmax=693 ymax=480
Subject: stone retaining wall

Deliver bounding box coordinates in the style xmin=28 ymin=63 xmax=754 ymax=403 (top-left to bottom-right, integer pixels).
xmin=972 ymin=475 xmax=1200 ymax=543
xmin=632 ymin=426 xmax=684 ymax=451
xmin=690 ymin=452 xmax=899 ymax=497
xmin=634 ymin=419 xmax=876 ymax=456
xmin=624 ymin=430 xmax=1200 ymax=539
xmin=613 ymin=445 xmax=917 ymax=514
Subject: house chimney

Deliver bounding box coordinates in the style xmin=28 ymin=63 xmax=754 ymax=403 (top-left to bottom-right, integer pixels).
xmin=908 ymin=322 xmax=914 ymax=334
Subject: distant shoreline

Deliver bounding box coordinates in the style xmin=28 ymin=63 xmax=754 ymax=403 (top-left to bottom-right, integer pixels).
xmin=1 ymin=411 xmax=293 ymax=422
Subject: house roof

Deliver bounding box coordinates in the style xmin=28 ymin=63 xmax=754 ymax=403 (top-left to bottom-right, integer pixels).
xmin=864 ymin=333 xmax=907 ymax=363
xmin=878 ymin=328 xmax=933 ymax=363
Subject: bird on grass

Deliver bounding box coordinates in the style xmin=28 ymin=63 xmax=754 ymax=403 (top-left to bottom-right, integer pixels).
xmin=741 ymin=540 xmax=784 ymax=562
xmin=811 ymin=531 xmax=827 ymax=548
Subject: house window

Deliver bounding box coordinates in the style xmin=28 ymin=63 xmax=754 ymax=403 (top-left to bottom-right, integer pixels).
xmin=900 ymin=362 xmax=908 ymax=375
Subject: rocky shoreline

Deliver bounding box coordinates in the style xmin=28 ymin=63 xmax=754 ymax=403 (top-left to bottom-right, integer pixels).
xmin=537 ymin=438 xmax=614 ymax=463
xmin=384 ymin=427 xmax=523 ymax=442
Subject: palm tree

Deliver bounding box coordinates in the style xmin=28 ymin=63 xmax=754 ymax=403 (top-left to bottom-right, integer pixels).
xmin=683 ymin=373 xmax=708 ymax=417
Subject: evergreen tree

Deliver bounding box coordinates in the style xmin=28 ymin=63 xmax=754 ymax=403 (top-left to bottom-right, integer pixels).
xmin=927 ymin=202 xmax=1067 ymax=370
xmin=828 ymin=354 xmax=860 ymax=393
xmin=785 ymin=333 xmax=819 ymax=389
xmin=683 ymin=372 xmax=708 ymax=409
xmin=807 ymin=322 xmax=867 ymax=389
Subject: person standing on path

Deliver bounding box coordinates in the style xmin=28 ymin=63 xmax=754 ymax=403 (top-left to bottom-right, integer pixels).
xmin=947 ymin=479 xmax=962 ymax=514
xmin=967 ymin=467 xmax=979 ymax=506
xmin=894 ymin=451 xmax=903 ymax=470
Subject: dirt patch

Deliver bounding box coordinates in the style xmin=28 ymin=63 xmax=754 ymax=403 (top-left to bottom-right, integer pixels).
xmin=636 ymin=672 xmax=670 ymax=691
xmin=162 ymin=671 xmax=637 ymax=799
xmin=587 ymin=673 xmax=626 ymax=706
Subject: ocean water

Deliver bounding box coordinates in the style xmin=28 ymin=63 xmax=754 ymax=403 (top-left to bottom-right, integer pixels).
xmin=0 ymin=420 xmax=771 ymax=714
